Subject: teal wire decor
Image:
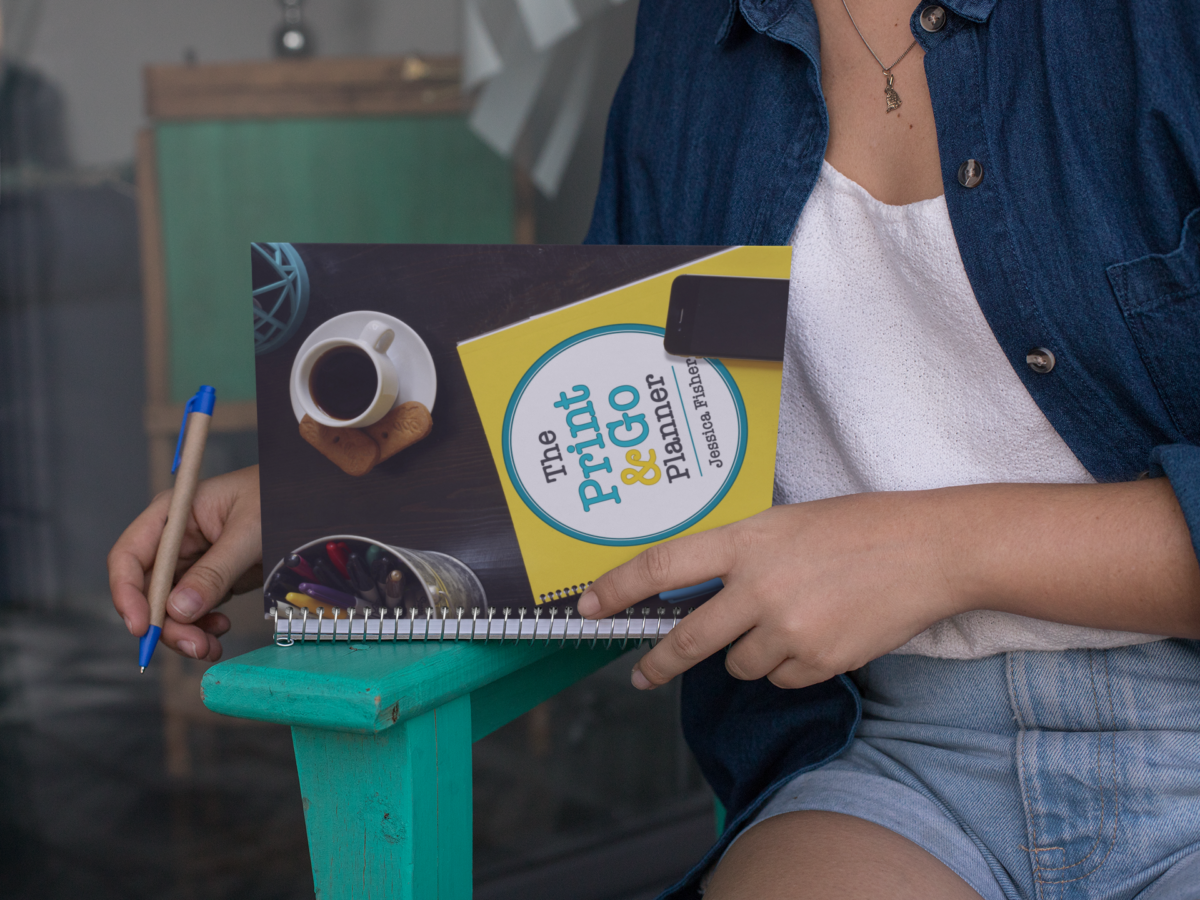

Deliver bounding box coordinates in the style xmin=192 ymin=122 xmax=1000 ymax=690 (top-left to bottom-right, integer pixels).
xmin=252 ymin=242 xmax=309 ymax=355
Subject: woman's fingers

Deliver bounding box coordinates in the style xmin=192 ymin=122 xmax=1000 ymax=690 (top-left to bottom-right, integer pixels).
xmin=725 ymin=625 xmax=829 ymax=689
xmin=165 ymin=515 xmax=261 ymax=627
xmin=631 ymin=587 xmax=757 ymax=688
xmin=108 ymin=466 xmax=263 ymax=663
xmin=763 ymin=657 xmax=825 ymax=691
xmin=579 ymin=526 xmax=739 ymax=617
xmin=161 ymin=616 xmax=225 ymax=662
xmin=723 ymin=625 xmax=792 ymax=682
xmin=196 ymin=611 xmax=232 ymax=637
xmin=108 ymin=490 xmax=173 ymax=635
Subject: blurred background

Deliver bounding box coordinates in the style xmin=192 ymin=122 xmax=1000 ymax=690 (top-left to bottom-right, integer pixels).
xmin=0 ymin=1 xmax=719 ymax=898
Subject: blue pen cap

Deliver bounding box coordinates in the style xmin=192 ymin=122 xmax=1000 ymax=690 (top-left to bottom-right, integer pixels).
xmin=172 ymin=385 xmax=217 ymax=474
xmin=193 ymin=385 xmax=216 ymax=416
xmin=659 ymin=577 xmax=724 ymax=604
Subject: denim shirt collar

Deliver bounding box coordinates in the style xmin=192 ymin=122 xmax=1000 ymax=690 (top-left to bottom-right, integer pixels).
xmin=716 ymin=0 xmax=998 ymax=49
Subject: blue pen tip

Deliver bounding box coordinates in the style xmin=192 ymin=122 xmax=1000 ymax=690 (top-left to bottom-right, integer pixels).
xmin=138 ymin=625 xmax=162 ymax=670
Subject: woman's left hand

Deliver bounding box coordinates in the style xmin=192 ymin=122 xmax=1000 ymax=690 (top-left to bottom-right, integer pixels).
xmin=577 ymin=490 xmax=967 ymax=691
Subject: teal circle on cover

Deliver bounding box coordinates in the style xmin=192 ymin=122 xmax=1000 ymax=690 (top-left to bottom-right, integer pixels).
xmin=501 ymin=324 xmax=748 ymax=547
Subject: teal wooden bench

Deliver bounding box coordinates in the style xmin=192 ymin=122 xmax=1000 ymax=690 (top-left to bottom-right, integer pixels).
xmin=202 ymin=638 xmax=628 ymax=899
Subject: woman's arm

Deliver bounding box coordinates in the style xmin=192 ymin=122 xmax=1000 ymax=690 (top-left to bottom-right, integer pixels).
xmin=578 ymin=477 xmax=1200 ymax=690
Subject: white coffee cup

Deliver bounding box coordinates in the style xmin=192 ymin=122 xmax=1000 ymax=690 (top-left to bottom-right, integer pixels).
xmin=294 ymin=320 xmax=399 ymax=428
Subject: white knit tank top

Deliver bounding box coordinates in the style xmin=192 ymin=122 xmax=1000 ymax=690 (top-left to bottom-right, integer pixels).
xmin=775 ymin=160 xmax=1160 ymax=658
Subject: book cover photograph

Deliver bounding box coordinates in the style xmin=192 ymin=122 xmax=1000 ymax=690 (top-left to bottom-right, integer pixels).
xmin=253 ymin=243 xmax=790 ymax=642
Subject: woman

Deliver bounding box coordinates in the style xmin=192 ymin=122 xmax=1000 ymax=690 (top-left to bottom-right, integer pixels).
xmin=110 ymin=1 xmax=1200 ymax=897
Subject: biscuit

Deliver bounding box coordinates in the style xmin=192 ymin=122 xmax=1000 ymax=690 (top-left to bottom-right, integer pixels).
xmin=299 ymin=415 xmax=380 ymax=477
xmin=366 ymin=401 xmax=433 ymax=462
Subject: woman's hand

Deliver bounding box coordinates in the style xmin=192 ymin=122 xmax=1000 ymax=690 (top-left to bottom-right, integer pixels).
xmin=577 ymin=480 xmax=1200 ymax=691
xmin=109 ymin=465 xmax=263 ymax=661
xmin=578 ymin=491 xmax=964 ymax=691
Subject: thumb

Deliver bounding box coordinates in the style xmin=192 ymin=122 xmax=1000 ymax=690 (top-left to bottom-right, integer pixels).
xmin=166 ymin=522 xmax=261 ymax=624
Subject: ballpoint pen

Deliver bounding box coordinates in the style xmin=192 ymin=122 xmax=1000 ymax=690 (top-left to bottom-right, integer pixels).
xmin=139 ymin=385 xmax=215 ymax=672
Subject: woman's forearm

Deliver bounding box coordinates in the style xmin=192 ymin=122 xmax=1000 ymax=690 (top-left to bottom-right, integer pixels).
xmin=938 ymin=478 xmax=1200 ymax=638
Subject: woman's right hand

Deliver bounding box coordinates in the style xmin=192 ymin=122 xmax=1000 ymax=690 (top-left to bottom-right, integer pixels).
xmin=108 ymin=465 xmax=263 ymax=661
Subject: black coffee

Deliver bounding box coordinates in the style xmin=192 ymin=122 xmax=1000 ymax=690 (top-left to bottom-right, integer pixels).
xmin=309 ymin=345 xmax=378 ymax=420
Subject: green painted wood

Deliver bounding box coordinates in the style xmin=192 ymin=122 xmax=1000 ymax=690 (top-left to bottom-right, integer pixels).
xmin=470 ymin=644 xmax=627 ymax=741
xmin=292 ymin=694 xmax=472 ymax=900
xmin=202 ymin=639 xmax=589 ymax=733
xmin=154 ymin=115 xmax=514 ymax=403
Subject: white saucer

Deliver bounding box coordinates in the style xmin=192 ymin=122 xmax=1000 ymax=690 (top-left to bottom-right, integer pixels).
xmin=289 ymin=310 xmax=437 ymax=424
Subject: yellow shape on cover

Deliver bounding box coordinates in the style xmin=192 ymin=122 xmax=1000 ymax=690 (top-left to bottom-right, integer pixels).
xmin=458 ymin=246 xmax=791 ymax=606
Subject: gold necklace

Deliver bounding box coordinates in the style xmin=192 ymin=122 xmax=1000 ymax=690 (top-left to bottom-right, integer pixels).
xmin=839 ymin=0 xmax=919 ymax=113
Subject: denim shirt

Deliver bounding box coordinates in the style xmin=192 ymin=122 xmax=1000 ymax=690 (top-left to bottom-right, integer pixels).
xmin=585 ymin=0 xmax=1200 ymax=896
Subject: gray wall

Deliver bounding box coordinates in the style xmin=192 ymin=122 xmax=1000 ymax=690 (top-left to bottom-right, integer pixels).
xmin=23 ymin=0 xmax=460 ymax=167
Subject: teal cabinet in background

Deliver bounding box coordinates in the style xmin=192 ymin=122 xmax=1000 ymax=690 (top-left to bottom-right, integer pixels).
xmin=155 ymin=115 xmax=514 ymax=404
xmin=138 ymin=55 xmax=522 ymax=491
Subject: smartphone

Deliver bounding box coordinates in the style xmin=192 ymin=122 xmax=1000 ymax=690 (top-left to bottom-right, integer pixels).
xmin=663 ymin=274 xmax=789 ymax=361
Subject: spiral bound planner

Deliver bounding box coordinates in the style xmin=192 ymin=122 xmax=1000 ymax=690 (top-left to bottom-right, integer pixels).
xmin=254 ymin=244 xmax=790 ymax=641
xmin=271 ymin=604 xmax=688 ymax=646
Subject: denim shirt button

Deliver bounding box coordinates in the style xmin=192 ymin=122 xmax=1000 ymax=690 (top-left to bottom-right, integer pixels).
xmin=957 ymin=159 xmax=984 ymax=188
xmin=1026 ymin=348 xmax=1056 ymax=374
xmin=920 ymin=6 xmax=947 ymax=32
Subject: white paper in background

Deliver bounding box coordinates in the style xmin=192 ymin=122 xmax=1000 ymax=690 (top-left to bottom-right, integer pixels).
xmin=465 ymin=0 xmax=628 ymax=197
xmin=0 ymin=0 xmax=45 ymax=63
xmin=462 ymin=0 xmax=504 ymax=90
xmin=469 ymin=15 xmax=554 ymax=158
xmin=531 ymin=25 xmax=598 ymax=196
xmin=515 ymin=0 xmax=581 ymax=50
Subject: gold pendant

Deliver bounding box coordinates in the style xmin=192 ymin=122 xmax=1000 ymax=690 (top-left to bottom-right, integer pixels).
xmin=884 ymin=72 xmax=901 ymax=113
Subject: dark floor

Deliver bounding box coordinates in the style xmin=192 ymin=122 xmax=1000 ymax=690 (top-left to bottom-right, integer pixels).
xmin=0 ymin=594 xmax=715 ymax=899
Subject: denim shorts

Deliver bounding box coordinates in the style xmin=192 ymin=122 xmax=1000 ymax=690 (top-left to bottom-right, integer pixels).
xmin=730 ymin=640 xmax=1200 ymax=900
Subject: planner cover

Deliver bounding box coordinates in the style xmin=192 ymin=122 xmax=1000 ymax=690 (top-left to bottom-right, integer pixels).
xmin=252 ymin=244 xmax=790 ymax=641
xmin=458 ymin=247 xmax=787 ymax=606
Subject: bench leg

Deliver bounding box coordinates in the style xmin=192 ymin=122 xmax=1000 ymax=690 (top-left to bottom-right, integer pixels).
xmin=292 ymin=695 xmax=473 ymax=900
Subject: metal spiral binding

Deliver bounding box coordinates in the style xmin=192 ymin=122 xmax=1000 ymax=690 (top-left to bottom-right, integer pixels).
xmin=275 ymin=601 xmax=694 ymax=646
xmin=274 ymin=606 xmax=294 ymax=646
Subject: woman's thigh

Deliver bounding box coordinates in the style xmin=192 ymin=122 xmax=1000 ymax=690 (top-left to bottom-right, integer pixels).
xmin=704 ymin=810 xmax=983 ymax=900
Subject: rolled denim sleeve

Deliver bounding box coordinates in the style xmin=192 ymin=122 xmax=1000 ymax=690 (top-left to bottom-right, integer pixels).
xmin=1150 ymin=444 xmax=1200 ymax=564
